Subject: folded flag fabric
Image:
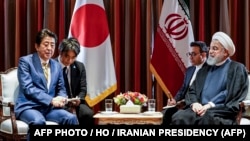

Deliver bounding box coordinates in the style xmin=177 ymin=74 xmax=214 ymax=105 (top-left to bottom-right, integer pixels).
xmin=150 ymin=0 xmax=194 ymax=98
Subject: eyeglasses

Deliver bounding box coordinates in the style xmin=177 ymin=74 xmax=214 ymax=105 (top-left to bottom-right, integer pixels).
xmin=186 ymin=52 xmax=201 ymax=57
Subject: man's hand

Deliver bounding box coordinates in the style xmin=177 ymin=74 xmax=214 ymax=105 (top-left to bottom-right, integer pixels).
xmin=196 ymin=104 xmax=211 ymax=116
xmin=191 ymin=102 xmax=203 ymax=113
xmin=51 ymin=96 xmax=67 ymax=107
xmin=167 ymin=98 xmax=176 ymax=106
xmin=67 ymin=96 xmax=81 ymax=106
xmin=68 ymin=99 xmax=81 ymax=106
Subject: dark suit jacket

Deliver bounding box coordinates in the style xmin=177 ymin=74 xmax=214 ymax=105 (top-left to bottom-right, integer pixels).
xmin=161 ymin=63 xmax=208 ymax=125
xmin=174 ymin=62 xmax=208 ymax=101
xmin=15 ymin=53 xmax=67 ymax=118
xmin=55 ymin=58 xmax=93 ymax=125
xmin=68 ymin=61 xmax=87 ymax=102
xmin=55 ymin=58 xmax=87 ymax=101
xmin=174 ymin=66 xmax=195 ymax=101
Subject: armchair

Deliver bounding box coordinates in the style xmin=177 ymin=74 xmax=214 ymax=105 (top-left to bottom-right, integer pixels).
xmin=238 ymin=72 xmax=250 ymax=125
xmin=0 ymin=67 xmax=76 ymax=141
xmin=0 ymin=67 xmax=27 ymax=141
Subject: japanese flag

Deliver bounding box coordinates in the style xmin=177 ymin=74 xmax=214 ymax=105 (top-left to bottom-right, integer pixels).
xmin=68 ymin=0 xmax=117 ymax=107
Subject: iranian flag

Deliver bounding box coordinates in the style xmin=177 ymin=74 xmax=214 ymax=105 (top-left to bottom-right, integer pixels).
xmin=150 ymin=0 xmax=194 ymax=98
xmin=68 ymin=0 xmax=117 ymax=107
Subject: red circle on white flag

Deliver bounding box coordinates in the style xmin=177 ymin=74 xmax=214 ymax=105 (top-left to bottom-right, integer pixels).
xmin=70 ymin=4 xmax=109 ymax=48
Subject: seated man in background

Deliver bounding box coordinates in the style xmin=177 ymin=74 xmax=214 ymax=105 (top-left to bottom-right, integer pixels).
xmin=171 ymin=31 xmax=249 ymax=125
xmin=56 ymin=37 xmax=94 ymax=126
xmin=161 ymin=41 xmax=208 ymax=125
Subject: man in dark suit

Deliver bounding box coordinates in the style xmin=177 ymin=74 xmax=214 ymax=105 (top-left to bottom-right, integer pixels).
xmin=161 ymin=41 xmax=208 ymax=125
xmin=56 ymin=37 xmax=94 ymax=126
xmin=15 ymin=29 xmax=79 ymax=140
xmin=171 ymin=31 xmax=249 ymax=125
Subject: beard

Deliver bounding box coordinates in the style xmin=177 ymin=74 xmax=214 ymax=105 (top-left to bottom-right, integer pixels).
xmin=207 ymin=54 xmax=225 ymax=66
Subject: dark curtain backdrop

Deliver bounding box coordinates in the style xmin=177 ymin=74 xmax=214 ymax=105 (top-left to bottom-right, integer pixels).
xmin=0 ymin=0 xmax=249 ymax=112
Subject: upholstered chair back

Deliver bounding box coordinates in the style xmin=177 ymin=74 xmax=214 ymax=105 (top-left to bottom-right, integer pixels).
xmin=0 ymin=67 xmax=19 ymax=116
xmin=240 ymin=73 xmax=250 ymax=125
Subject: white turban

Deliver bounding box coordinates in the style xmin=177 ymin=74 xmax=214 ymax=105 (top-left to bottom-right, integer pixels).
xmin=212 ymin=31 xmax=235 ymax=56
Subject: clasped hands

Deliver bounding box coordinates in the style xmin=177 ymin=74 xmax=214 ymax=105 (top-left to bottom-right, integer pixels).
xmin=191 ymin=102 xmax=212 ymax=116
xmin=51 ymin=96 xmax=81 ymax=107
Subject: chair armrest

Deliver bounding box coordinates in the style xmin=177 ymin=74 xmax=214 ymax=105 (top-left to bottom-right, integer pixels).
xmin=0 ymin=99 xmax=11 ymax=121
xmin=236 ymin=102 xmax=245 ymax=124
xmin=241 ymin=101 xmax=250 ymax=118
xmin=237 ymin=101 xmax=250 ymax=124
xmin=0 ymin=99 xmax=19 ymax=134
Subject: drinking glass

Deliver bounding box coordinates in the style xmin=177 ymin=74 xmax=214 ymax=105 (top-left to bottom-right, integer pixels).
xmin=105 ymin=99 xmax=113 ymax=112
xmin=148 ymin=99 xmax=156 ymax=112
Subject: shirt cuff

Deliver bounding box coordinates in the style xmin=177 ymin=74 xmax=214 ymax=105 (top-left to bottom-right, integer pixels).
xmin=208 ymin=102 xmax=215 ymax=107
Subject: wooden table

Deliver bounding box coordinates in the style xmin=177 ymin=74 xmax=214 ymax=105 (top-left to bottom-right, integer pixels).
xmin=93 ymin=111 xmax=163 ymax=125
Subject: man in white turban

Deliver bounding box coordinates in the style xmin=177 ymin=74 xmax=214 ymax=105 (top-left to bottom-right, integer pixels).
xmin=212 ymin=31 xmax=235 ymax=56
xmin=171 ymin=31 xmax=249 ymax=125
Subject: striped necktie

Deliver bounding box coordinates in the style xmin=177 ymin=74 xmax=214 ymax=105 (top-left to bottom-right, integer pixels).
xmin=42 ymin=63 xmax=48 ymax=81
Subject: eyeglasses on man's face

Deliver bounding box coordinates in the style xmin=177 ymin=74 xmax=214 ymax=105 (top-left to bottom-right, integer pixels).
xmin=186 ymin=52 xmax=201 ymax=57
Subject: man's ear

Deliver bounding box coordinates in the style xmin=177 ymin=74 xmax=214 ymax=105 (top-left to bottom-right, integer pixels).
xmin=35 ymin=43 xmax=39 ymax=51
xmin=223 ymin=49 xmax=230 ymax=57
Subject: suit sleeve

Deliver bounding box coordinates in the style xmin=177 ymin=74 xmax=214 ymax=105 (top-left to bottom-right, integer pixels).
xmin=78 ymin=62 xmax=87 ymax=101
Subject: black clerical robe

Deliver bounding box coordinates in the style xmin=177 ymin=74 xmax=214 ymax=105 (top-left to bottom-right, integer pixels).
xmin=172 ymin=60 xmax=249 ymax=125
